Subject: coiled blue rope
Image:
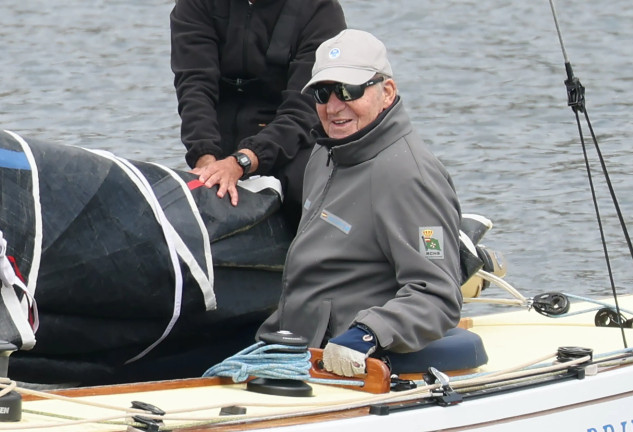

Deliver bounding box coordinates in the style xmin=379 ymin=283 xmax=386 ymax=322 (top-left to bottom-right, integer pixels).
xmin=202 ymin=341 xmax=311 ymax=381
xmin=202 ymin=341 xmax=365 ymax=387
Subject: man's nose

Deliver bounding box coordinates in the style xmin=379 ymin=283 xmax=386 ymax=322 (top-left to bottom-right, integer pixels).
xmin=326 ymin=92 xmax=346 ymax=111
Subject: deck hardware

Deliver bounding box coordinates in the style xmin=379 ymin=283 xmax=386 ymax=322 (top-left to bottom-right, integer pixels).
xmin=368 ymin=399 xmax=428 ymax=416
xmin=131 ymin=401 xmax=165 ymax=416
xmin=0 ymin=391 xmax=21 ymax=422
xmin=557 ymin=346 xmax=592 ymax=379
xmin=427 ymin=367 xmax=462 ymax=406
xmin=594 ymin=308 xmax=631 ymax=328
xmin=368 ymin=404 xmax=391 ymax=416
xmin=0 ymin=342 xmax=20 ymax=422
xmin=532 ymin=292 xmax=571 ymax=316
xmin=567 ymin=366 xmax=586 ymax=379
xmin=258 ymin=330 xmax=309 ymax=351
xmin=557 ymin=346 xmax=593 ymax=363
xmin=247 ymin=331 xmax=314 ymax=397
xmin=308 ymin=348 xmax=391 ymax=394
xmin=220 ymin=405 xmax=247 ymax=416
xmin=390 ymin=377 xmax=417 ymax=392
xmin=247 ymin=377 xmax=313 ymax=397
xmin=131 ymin=415 xmax=164 ymax=432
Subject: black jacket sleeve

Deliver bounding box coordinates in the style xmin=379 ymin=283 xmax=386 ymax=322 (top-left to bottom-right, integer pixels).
xmin=171 ymin=0 xmax=223 ymax=167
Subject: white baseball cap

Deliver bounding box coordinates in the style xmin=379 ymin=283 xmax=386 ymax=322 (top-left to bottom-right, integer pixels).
xmin=302 ymin=29 xmax=393 ymax=93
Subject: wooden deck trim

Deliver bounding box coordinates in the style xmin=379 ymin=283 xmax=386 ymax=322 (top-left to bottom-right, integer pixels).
xmin=21 ymin=376 xmax=233 ymax=402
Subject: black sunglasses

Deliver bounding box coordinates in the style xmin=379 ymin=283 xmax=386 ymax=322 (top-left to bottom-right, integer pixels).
xmin=311 ymin=76 xmax=385 ymax=104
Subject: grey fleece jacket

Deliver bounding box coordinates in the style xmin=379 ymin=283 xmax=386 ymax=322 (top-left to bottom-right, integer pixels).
xmin=258 ymin=98 xmax=463 ymax=353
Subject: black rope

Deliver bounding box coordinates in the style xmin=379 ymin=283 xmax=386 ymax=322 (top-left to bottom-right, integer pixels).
xmin=548 ymin=0 xmax=628 ymax=348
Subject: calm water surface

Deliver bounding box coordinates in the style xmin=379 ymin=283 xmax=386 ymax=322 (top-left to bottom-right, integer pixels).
xmin=2 ymin=1 xmax=633 ymax=313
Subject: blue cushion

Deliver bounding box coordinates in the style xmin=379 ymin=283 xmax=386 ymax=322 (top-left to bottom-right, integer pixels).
xmin=384 ymin=327 xmax=488 ymax=374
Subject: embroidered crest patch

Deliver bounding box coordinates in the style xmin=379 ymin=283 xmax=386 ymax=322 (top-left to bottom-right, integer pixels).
xmin=419 ymin=226 xmax=444 ymax=259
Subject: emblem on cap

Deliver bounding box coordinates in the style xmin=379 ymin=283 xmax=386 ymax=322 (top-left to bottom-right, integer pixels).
xmin=329 ymin=48 xmax=341 ymax=59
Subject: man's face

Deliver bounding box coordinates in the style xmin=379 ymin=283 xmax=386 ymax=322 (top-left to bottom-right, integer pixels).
xmin=316 ymin=79 xmax=396 ymax=139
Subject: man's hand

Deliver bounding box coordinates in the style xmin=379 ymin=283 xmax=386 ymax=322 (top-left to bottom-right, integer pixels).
xmin=322 ymin=326 xmax=377 ymax=377
xmin=191 ymin=150 xmax=258 ymax=206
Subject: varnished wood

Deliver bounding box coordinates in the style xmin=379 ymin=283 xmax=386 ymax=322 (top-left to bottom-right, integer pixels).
xmin=21 ymin=376 xmax=234 ymax=402
xmin=308 ymin=348 xmax=391 ymax=394
xmin=458 ymin=317 xmax=473 ymax=329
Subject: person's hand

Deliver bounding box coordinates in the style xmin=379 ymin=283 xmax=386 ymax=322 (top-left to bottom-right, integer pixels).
xmin=322 ymin=326 xmax=377 ymax=377
xmin=191 ymin=155 xmax=243 ymax=206
xmin=191 ymin=151 xmax=259 ymax=206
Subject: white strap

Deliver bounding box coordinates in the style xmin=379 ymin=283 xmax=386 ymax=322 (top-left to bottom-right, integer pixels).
xmin=2 ymin=130 xmax=43 ymax=296
xmin=0 ymin=229 xmax=38 ymax=350
xmin=87 ymin=150 xmax=198 ymax=363
xmin=151 ymin=163 xmax=215 ymax=310
xmin=238 ymin=175 xmax=283 ymax=200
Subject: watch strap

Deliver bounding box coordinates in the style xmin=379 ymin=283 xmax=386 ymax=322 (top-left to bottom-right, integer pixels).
xmin=231 ymin=152 xmax=251 ymax=180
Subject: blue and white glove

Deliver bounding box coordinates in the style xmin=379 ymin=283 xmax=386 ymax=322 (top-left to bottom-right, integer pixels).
xmin=322 ymin=325 xmax=377 ymax=377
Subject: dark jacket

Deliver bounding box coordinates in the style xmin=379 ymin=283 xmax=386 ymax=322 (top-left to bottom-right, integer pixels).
xmin=170 ymin=0 xmax=347 ymax=174
xmin=258 ymin=98 xmax=463 ymax=352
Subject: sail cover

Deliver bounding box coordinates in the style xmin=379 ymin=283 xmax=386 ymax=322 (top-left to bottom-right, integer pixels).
xmin=0 ymin=130 xmax=291 ymax=384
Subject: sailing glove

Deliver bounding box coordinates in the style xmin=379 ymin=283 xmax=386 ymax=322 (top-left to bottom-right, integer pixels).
xmin=323 ymin=325 xmax=377 ymax=377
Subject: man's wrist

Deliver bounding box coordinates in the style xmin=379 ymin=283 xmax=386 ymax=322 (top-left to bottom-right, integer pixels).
xmin=236 ymin=148 xmax=259 ymax=173
xmin=329 ymin=325 xmax=377 ymax=355
xmin=195 ymin=154 xmax=217 ymax=169
xmin=231 ymin=152 xmax=252 ymax=180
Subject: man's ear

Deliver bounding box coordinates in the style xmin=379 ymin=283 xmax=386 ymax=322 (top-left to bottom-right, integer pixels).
xmin=382 ymin=79 xmax=397 ymax=108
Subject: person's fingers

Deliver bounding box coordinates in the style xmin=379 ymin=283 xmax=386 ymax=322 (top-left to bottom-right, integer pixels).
xmin=215 ymin=177 xmax=228 ymax=198
xmin=193 ymin=166 xmax=215 ymax=186
xmin=227 ymin=183 xmax=239 ymax=206
xmin=193 ymin=159 xmax=241 ymax=201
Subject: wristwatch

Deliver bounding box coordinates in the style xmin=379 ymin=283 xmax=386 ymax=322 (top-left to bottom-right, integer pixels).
xmin=231 ymin=151 xmax=252 ymax=180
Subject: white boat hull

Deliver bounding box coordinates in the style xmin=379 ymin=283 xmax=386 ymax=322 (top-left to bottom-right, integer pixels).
xmin=286 ymin=365 xmax=633 ymax=432
xmin=8 ymin=295 xmax=633 ymax=431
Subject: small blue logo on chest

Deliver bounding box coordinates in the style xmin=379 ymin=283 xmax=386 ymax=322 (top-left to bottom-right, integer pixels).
xmin=320 ymin=210 xmax=351 ymax=234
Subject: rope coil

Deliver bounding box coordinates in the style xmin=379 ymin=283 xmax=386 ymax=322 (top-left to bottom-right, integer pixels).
xmin=202 ymin=341 xmax=366 ymax=388
xmin=202 ymin=342 xmax=312 ymax=382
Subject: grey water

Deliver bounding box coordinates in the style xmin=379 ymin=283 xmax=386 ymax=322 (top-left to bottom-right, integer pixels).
xmin=2 ymin=0 xmax=633 ymax=315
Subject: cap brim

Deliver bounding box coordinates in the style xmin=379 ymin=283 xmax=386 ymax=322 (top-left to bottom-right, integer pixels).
xmin=301 ymin=68 xmax=377 ymax=94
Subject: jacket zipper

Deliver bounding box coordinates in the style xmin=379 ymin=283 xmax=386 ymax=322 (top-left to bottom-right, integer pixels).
xmin=278 ymin=154 xmax=337 ymax=321
xmin=230 ymin=2 xmax=254 ymax=149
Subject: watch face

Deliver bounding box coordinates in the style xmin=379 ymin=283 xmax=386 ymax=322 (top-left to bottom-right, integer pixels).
xmin=233 ymin=152 xmax=251 ymax=179
xmin=236 ymin=154 xmax=249 ymax=165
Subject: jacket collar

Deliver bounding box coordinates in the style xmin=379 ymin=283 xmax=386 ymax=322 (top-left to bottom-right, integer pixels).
xmin=314 ymin=96 xmax=411 ymax=166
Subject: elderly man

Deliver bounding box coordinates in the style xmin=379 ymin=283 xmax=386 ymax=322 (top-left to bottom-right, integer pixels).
xmin=257 ymin=29 xmax=463 ymax=377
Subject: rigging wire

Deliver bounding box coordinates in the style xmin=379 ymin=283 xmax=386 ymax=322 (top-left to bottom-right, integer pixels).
xmin=548 ymin=0 xmax=628 ymax=348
